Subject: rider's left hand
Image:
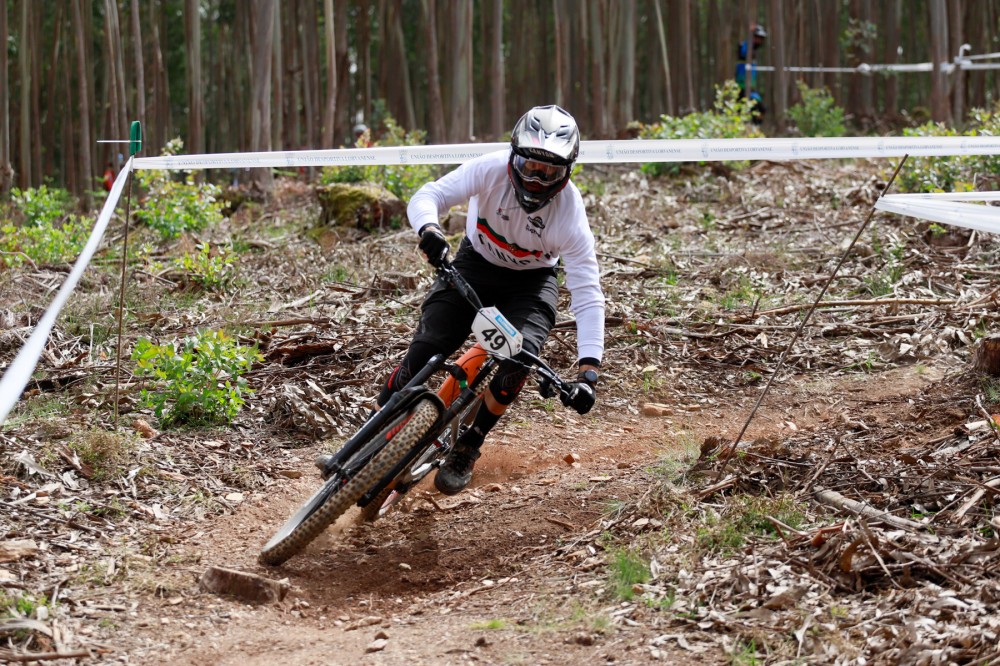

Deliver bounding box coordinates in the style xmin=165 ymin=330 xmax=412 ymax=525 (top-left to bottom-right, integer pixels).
xmin=568 ymin=382 xmax=596 ymax=415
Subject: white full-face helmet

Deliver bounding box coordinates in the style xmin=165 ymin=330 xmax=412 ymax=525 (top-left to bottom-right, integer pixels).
xmin=508 ymin=105 xmax=580 ymax=213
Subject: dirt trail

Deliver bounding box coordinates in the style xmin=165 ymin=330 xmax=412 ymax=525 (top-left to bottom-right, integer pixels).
xmin=106 ymin=362 xmax=946 ymax=665
xmin=114 ymin=404 xmax=701 ymax=665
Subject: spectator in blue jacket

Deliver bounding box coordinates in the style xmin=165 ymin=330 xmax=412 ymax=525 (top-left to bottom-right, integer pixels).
xmin=736 ymin=24 xmax=767 ymax=124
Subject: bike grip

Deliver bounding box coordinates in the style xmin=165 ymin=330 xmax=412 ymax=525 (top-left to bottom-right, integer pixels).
xmin=568 ymin=382 xmax=596 ymax=415
xmin=538 ymin=377 xmax=556 ymax=399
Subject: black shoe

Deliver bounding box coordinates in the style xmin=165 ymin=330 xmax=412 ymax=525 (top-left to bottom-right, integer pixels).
xmin=434 ymin=441 xmax=482 ymax=495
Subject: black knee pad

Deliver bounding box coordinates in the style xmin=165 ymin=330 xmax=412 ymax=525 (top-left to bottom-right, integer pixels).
xmin=489 ymin=361 xmax=530 ymax=406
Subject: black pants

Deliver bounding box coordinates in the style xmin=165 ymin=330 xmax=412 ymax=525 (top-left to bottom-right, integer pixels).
xmin=378 ymin=238 xmax=558 ymax=405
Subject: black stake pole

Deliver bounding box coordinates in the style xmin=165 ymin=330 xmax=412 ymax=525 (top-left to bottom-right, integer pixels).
xmin=113 ymin=168 xmax=135 ymax=430
xmin=711 ymin=155 xmax=910 ymax=485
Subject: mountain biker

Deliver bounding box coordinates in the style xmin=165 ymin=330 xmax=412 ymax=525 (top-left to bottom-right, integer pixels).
xmin=382 ymin=104 xmax=605 ymax=496
xmin=736 ymin=24 xmax=767 ymax=124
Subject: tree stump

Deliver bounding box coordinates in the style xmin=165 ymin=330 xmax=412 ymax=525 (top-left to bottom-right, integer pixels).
xmin=973 ymin=334 xmax=1000 ymax=376
xmin=315 ymin=183 xmax=407 ymax=231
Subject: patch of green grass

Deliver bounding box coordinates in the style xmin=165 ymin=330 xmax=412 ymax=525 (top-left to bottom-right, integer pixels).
xmin=322 ymin=264 xmax=352 ymax=284
xmin=1 ymin=394 xmax=71 ymax=432
xmin=981 ymin=376 xmax=1000 ymax=404
xmin=607 ymin=548 xmax=650 ymax=600
xmin=697 ymin=495 xmax=808 ymax=554
xmin=644 ymin=592 xmax=676 ymax=611
xmin=641 ymin=365 xmax=662 ymax=394
xmin=730 ymin=639 xmax=760 ymax=665
xmin=647 ymin=436 xmax=702 ymax=478
xmin=66 ymin=430 xmax=138 ymax=482
xmin=2 ymin=593 xmax=54 ymax=619
xmin=470 ymin=618 xmax=508 ymax=630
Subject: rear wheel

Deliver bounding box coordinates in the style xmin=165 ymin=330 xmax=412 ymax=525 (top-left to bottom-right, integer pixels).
xmin=258 ymin=399 xmax=440 ymax=566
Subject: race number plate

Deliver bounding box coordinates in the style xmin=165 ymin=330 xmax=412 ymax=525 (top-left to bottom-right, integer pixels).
xmin=472 ymin=307 xmax=523 ymax=358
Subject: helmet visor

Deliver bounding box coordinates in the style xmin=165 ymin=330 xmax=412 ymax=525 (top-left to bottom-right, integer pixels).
xmin=513 ymin=154 xmax=568 ymax=188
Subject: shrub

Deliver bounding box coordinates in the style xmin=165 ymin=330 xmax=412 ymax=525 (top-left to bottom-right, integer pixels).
xmin=0 ymin=186 xmax=88 ymax=267
xmin=132 ymin=329 xmax=261 ymax=427
xmin=9 ymin=185 xmax=76 ymax=226
xmin=134 ymin=138 xmax=225 ymax=239
xmin=173 ymin=242 xmax=236 ymax=291
xmin=897 ymin=122 xmax=971 ymax=193
xmin=787 ymin=81 xmax=846 ymax=137
xmin=318 ymin=114 xmax=440 ymax=200
xmin=638 ymin=81 xmax=764 ymax=176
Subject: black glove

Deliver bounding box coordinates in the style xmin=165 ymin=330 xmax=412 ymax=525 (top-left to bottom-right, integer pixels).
xmin=564 ymin=382 xmax=596 ymax=415
xmin=418 ymin=224 xmax=449 ymax=267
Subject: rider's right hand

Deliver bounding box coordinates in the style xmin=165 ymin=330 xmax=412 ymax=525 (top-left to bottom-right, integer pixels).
xmin=418 ymin=223 xmax=449 ymax=267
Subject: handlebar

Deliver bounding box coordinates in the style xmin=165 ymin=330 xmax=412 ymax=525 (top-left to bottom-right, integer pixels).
xmin=434 ymin=257 xmax=595 ymax=416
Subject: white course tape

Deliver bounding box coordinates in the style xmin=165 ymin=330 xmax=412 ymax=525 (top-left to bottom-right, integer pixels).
xmin=133 ymin=136 xmax=1000 ymax=171
xmin=876 ymin=193 xmax=1000 ymax=235
xmin=6 ymin=136 xmax=1000 ymax=426
xmin=754 ymin=58 xmax=1000 ymax=75
xmin=0 ymin=158 xmax=133 ymax=425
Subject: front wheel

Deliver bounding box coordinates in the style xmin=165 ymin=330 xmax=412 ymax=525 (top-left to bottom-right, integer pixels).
xmin=258 ymin=398 xmax=440 ymax=566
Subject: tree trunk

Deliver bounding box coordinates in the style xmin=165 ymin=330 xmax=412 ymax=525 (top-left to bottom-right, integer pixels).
xmin=71 ymin=0 xmax=92 ymax=205
xmin=676 ymin=0 xmax=695 ymax=114
xmin=768 ymin=0 xmax=787 ymax=132
xmin=0 ymin=0 xmax=9 ymax=193
xmin=653 ymin=0 xmax=673 ymax=116
xmin=61 ymin=50 xmax=78 ymax=194
xmin=421 ymin=0 xmax=446 ymax=144
xmin=948 ymin=0 xmax=964 ymax=124
xmin=185 ymin=0 xmax=204 ymax=157
xmin=358 ymin=0 xmax=371 ymax=125
xmin=485 ymin=0 xmax=504 ymax=139
xmin=271 ymin=1 xmax=283 ymax=149
xmin=149 ymin=0 xmax=169 ymax=155
xmin=391 ymin=0 xmax=416 ymax=131
xmin=618 ymin=0 xmax=636 ymax=129
xmin=301 ymin=0 xmax=318 ymax=152
xmin=105 ymin=0 xmax=128 ymax=170
xmin=251 ymin=0 xmax=275 ymax=189
xmin=447 ymin=1 xmax=472 ymax=142
xmin=322 ymin=0 xmax=337 ymax=148
xmin=588 ymin=0 xmax=606 ymax=136
xmin=334 ymin=0 xmax=349 ymax=145
xmin=928 ymin=0 xmax=950 ymax=123
xmin=821 ymin=0 xmax=839 ymax=97
xmin=973 ymin=334 xmax=1000 ymax=376
xmin=130 ymin=0 xmax=146 ymax=152
xmin=18 ymin=0 xmax=31 ymax=188
xmin=882 ymin=0 xmax=900 ymax=120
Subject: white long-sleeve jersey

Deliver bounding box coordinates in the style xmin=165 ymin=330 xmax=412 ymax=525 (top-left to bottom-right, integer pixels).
xmin=407 ymin=149 xmax=605 ymax=364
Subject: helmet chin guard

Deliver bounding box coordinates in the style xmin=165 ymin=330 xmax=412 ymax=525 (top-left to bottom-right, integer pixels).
xmin=508 ymin=105 xmax=580 ymax=213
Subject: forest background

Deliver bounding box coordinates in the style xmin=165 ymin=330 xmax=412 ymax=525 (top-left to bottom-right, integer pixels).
xmin=1 ymin=0 xmax=999 ymax=201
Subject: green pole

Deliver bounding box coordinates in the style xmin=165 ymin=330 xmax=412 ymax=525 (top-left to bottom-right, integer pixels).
xmin=129 ymin=121 xmax=142 ymax=156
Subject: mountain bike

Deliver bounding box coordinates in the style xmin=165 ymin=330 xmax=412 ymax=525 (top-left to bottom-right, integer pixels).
xmin=258 ymin=257 xmax=595 ymax=566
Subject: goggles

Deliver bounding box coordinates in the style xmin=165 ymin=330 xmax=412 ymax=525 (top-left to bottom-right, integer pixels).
xmin=513 ymin=154 xmax=568 ymax=186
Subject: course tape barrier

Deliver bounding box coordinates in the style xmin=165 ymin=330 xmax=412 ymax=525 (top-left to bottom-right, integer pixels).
xmin=5 ymin=136 xmax=1000 ymax=425
xmin=134 ymin=136 xmax=1000 ymax=171
xmin=876 ymin=192 xmax=1000 ymax=236
xmin=0 ymin=158 xmax=133 ymax=425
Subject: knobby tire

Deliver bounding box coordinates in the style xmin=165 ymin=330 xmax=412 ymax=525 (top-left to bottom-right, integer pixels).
xmin=360 ymin=393 xmax=484 ymax=524
xmin=258 ymin=399 xmax=440 ymax=566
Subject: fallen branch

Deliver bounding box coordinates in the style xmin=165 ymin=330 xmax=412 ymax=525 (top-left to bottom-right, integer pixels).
xmin=814 ymin=487 xmax=925 ymax=531
xmin=741 ymin=297 xmax=958 ymax=322
xmin=543 ymin=515 xmax=576 ymax=530
xmin=952 ymin=476 xmax=1000 ymax=524
xmin=0 ymin=649 xmax=91 ymax=662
